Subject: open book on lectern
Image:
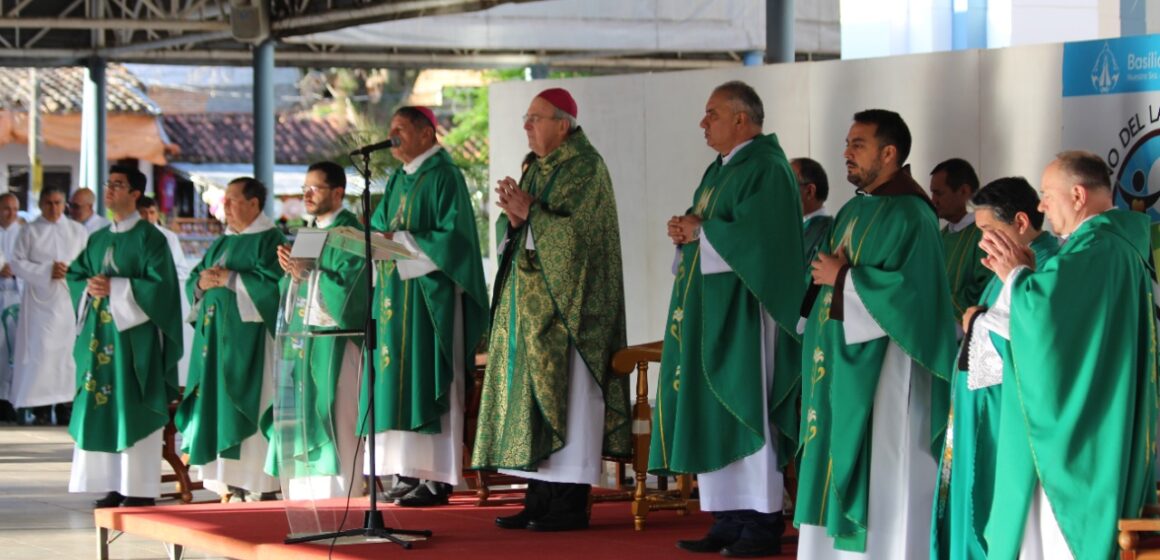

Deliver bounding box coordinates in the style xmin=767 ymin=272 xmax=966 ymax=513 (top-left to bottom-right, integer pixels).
xmin=289 ymin=225 xmax=414 ymax=261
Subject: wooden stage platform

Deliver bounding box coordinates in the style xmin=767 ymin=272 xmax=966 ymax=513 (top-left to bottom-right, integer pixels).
xmin=93 ymin=492 xmax=799 ymax=559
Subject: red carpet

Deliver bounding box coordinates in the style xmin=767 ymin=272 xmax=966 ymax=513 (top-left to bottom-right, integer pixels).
xmin=95 ymin=492 xmax=799 ymax=559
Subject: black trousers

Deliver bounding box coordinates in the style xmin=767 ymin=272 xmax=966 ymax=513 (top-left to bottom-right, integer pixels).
xmin=523 ymin=480 xmax=590 ymax=518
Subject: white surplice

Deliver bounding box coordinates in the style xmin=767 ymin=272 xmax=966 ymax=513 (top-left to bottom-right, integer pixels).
xmin=9 ymin=217 xmax=87 ymax=408
xmin=0 ymin=221 xmax=23 ymax=401
xmin=497 ymin=227 xmax=605 ymax=485
xmin=797 ymin=276 xmax=936 ymax=560
xmin=364 ymin=230 xmax=465 ymax=486
xmin=68 ymin=212 xmax=167 ymax=498
xmin=81 ymin=213 xmax=110 ymax=234
xmin=192 ymin=214 xmax=280 ymax=496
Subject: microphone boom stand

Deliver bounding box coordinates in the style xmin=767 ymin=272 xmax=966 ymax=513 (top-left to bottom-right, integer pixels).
xmin=284 ymin=151 xmax=433 ymax=548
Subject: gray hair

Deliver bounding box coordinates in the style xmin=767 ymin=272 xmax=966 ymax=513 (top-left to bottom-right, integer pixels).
xmin=553 ymin=107 xmax=579 ymax=131
xmin=713 ymin=80 xmax=764 ymax=127
xmin=1055 ymin=150 xmax=1111 ymax=191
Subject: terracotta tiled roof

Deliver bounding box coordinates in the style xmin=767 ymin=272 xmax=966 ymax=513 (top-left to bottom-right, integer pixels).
xmin=162 ymin=113 xmax=349 ymax=164
xmin=0 ymin=64 xmax=158 ymax=115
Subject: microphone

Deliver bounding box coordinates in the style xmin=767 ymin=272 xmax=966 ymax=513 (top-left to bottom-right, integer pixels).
xmin=349 ymin=137 xmax=401 ymax=157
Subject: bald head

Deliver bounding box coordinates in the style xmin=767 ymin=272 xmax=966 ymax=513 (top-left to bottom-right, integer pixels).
xmin=70 ymin=188 xmax=96 ymax=223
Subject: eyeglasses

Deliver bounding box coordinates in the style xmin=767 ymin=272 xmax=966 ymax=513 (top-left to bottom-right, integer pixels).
xmin=301 ymin=184 xmax=334 ymax=195
xmin=522 ymin=113 xmax=560 ymax=125
xmin=105 ymin=180 xmax=130 ymax=191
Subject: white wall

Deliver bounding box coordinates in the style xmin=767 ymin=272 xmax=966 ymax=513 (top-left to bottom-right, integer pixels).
xmin=0 ymin=143 xmax=79 ymax=209
xmin=490 ymin=41 xmax=1065 ymax=345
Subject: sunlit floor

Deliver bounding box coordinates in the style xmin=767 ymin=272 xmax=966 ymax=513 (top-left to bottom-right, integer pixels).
xmin=0 ymin=425 xmax=226 ymax=559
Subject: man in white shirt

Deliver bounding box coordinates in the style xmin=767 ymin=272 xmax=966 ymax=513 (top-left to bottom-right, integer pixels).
xmin=70 ymin=187 xmax=110 ymax=234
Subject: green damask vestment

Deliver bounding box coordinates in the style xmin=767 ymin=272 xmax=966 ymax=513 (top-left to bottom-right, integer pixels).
xmin=359 ymin=148 xmax=488 ymax=435
xmin=931 ymin=231 xmax=1058 ymax=560
xmin=67 ymin=219 xmax=182 ymax=453
xmin=795 ymin=169 xmax=958 ymax=552
xmin=263 ymin=209 xmax=368 ymax=477
xmin=176 ymin=225 xmax=285 ymax=466
xmin=984 ymin=210 xmax=1157 ymax=560
xmin=649 ymin=134 xmax=806 ymax=476
xmin=942 ymin=222 xmax=991 ymax=324
xmin=471 ymin=129 xmax=631 ymax=470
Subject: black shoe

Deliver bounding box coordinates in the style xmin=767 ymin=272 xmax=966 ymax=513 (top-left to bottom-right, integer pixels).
xmin=496 ymin=510 xmax=535 ymax=529
xmin=676 ymin=535 xmax=731 ymax=553
xmin=395 ymin=482 xmax=450 ymax=508
xmin=53 ymin=403 xmax=72 ymax=426
xmin=119 ymin=497 xmax=156 ymax=507
xmin=93 ymin=491 xmax=123 ymax=508
xmin=526 ymin=511 xmax=589 ymax=532
xmin=383 ymin=476 xmax=420 ymax=500
xmin=720 ymin=539 xmax=781 ymax=558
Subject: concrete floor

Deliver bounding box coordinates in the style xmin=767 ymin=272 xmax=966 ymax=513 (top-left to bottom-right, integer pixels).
xmin=0 ymin=426 xmax=227 ymax=559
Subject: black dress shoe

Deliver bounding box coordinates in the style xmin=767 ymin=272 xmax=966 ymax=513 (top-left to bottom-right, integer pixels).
xmin=383 ymin=476 xmax=420 ymax=500
xmin=119 ymin=497 xmax=156 ymax=507
xmin=720 ymin=538 xmax=781 ymax=558
xmin=526 ymin=511 xmax=589 ymax=532
xmin=93 ymin=492 xmax=123 ymax=508
xmin=676 ymin=535 xmax=731 ymax=553
xmin=495 ymin=510 xmax=535 ymax=529
xmin=394 ymin=483 xmax=450 ymax=508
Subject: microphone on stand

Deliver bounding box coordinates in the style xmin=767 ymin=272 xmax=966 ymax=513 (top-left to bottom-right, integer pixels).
xmin=349 ymin=137 xmax=402 ymax=157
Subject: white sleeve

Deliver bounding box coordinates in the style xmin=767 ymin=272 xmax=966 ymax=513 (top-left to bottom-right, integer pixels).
xmin=670 ymin=247 xmax=681 ymax=276
xmin=393 ymin=230 xmax=440 ymax=281
xmin=166 ymin=231 xmax=191 ymax=279
xmin=9 ymin=228 xmax=52 ymax=284
xmin=973 ymin=265 xmax=1029 ymax=341
xmin=526 ymin=227 xmax=536 ymax=250
xmin=230 ymin=272 xmax=263 ymax=323
xmin=108 ymin=277 xmax=149 ymax=332
xmin=842 ymin=274 xmax=888 ymax=344
xmin=698 ymin=229 xmax=733 ymax=275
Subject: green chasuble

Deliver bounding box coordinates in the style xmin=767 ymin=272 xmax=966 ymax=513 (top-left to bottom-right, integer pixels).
xmin=471 ymin=128 xmax=632 ymax=470
xmin=176 ymin=224 xmax=285 ymax=466
xmin=931 ymin=231 xmax=1058 ymax=560
xmin=803 ymin=213 xmax=834 ymax=268
xmin=262 ymin=209 xmax=368 ymax=477
xmin=795 ymin=168 xmax=958 ymax=552
xmin=359 ymin=148 xmax=488 ymax=435
xmin=649 ymin=134 xmax=806 ymax=475
xmin=984 ymin=210 xmax=1158 ymax=560
xmin=67 ymin=219 xmax=182 ymax=453
xmin=942 ymin=221 xmax=992 ymax=324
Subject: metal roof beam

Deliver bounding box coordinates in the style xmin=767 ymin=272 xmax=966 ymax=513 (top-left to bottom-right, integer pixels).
xmin=0 ymin=17 xmax=228 ymax=31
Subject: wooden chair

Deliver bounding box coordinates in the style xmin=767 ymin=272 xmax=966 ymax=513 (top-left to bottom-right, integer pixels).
xmin=160 ymin=395 xmax=202 ymax=503
xmin=1119 ymin=504 xmax=1160 ymax=559
xmin=596 ymin=340 xmax=699 ymax=531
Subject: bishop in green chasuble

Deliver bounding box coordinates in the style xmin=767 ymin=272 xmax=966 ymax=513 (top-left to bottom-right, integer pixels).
xmin=67 ymin=166 xmax=182 ymax=504
xmin=982 ymin=205 xmax=1157 ymax=560
xmin=930 ymin=175 xmax=1060 ymax=560
xmin=360 ymin=108 xmax=487 ymax=499
xmin=176 ymin=178 xmax=284 ymax=499
xmin=796 ymin=112 xmax=957 ymax=558
xmin=471 ymin=128 xmax=630 ymax=474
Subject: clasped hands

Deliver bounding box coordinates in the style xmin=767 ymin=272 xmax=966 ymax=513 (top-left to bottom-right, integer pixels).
xmin=810 ymin=246 xmax=849 ymax=287
xmin=495 ymin=177 xmax=535 ymax=228
xmin=276 ymin=244 xmax=307 ymax=281
xmin=667 ymin=215 xmax=702 ymax=245
xmin=197 ymin=266 xmax=231 ymax=291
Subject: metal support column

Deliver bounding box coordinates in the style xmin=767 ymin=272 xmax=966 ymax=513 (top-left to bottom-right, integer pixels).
xmin=253 ymin=39 xmax=276 ymax=219
xmin=82 ymin=57 xmax=108 ymax=214
xmin=765 ymin=0 xmax=794 ymax=63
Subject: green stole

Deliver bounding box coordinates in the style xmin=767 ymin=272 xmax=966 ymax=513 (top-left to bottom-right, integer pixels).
xmin=649 ymin=133 xmax=806 ymax=475
xmin=262 ymin=209 xmax=368 ymax=477
xmin=176 ymin=224 xmax=285 ymax=465
xmin=931 ymin=231 xmax=1058 ymax=560
xmin=942 ymin=221 xmax=992 ymax=323
xmin=471 ymin=129 xmax=631 ymax=470
xmin=984 ymin=210 xmax=1157 ymax=560
xmin=359 ymin=148 xmax=488 ymax=435
xmin=795 ymin=169 xmax=958 ymax=552
xmin=67 ymin=219 xmax=182 ymax=453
